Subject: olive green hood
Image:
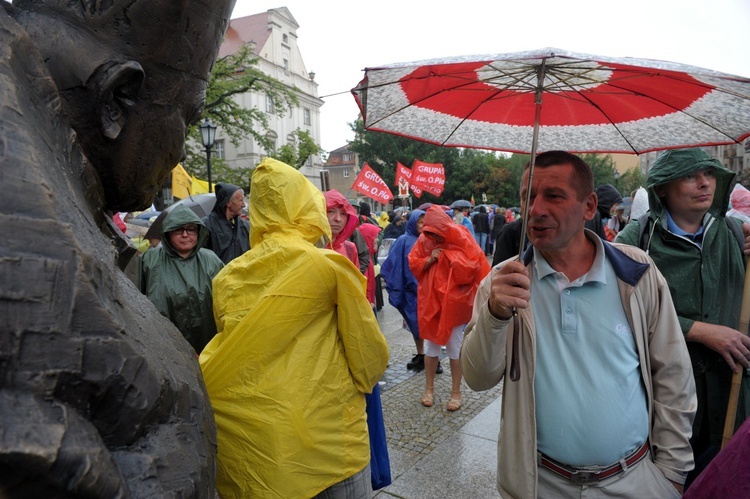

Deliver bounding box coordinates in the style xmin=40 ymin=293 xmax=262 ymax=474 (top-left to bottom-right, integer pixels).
xmin=160 ymin=204 xmax=209 ymax=258
xmin=646 ymin=148 xmax=735 ymax=220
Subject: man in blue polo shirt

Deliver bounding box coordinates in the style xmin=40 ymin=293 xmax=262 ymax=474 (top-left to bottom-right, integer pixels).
xmin=461 ymin=151 xmax=696 ymax=498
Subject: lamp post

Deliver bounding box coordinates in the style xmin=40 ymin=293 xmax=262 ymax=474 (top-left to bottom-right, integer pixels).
xmin=199 ymin=118 xmax=217 ymax=193
xmin=613 ymin=168 xmax=620 ymax=193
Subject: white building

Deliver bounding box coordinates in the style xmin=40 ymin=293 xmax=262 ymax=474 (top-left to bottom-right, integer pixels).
xmin=216 ymin=8 xmax=325 ymax=186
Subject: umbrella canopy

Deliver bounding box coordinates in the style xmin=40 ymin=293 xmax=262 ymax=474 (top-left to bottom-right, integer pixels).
xmin=144 ymin=193 xmax=216 ymax=240
xmin=353 ymin=47 xmax=750 ymax=384
xmin=352 ymin=47 xmax=750 ymax=155
xmin=450 ymin=199 xmax=474 ymax=209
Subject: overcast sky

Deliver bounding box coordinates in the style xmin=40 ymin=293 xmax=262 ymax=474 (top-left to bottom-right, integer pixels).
xmin=230 ymin=0 xmax=750 ymax=153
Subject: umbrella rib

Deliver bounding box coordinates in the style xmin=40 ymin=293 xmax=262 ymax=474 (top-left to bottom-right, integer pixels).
xmin=572 ymin=73 xmax=740 ymax=146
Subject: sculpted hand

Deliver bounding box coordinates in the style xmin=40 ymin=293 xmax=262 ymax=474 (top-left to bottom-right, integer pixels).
xmin=488 ymin=260 xmax=530 ymax=320
xmin=687 ymin=321 xmax=750 ymax=372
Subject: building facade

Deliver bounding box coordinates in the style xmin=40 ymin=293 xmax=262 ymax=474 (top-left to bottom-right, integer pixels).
xmin=217 ymin=8 xmax=325 ymax=186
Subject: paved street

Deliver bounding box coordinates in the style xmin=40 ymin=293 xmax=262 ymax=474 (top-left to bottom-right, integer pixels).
xmin=373 ymin=290 xmax=503 ymax=498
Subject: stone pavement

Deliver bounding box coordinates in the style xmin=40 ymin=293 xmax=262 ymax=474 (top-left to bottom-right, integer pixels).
xmin=373 ymin=291 xmax=504 ymax=498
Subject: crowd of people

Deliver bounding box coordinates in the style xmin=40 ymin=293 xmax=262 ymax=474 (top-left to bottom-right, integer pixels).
xmin=113 ymin=148 xmax=750 ymax=498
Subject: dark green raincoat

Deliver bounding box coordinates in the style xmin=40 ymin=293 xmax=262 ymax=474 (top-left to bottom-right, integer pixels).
xmin=617 ymin=148 xmax=748 ymax=450
xmin=141 ymin=204 xmax=224 ymax=353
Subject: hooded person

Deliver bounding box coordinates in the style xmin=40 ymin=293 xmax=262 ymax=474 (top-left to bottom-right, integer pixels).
xmin=324 ymin=189 xmax=360 ymax=266
xmin=616 ymin=148 xmax=750 ymax=486
xmin=383 ymin=214 xmax=405 ymax=239
xmin=377 ymin=210 xmax=391 ymax=229
xmin=199 ymin=158 xmax=389 ymax=498
xmin=409 ymin=206 xmax=491 ymax=411
xmin=359 ymin=200 xmax=379 ymax=226
xmin=381 ymin=209 xmax=427 ymax=370
xmin=323 ymin=190 xmax=392 ymax=490
xmin=140 ymin=204 xmax=224 ymax=353
xmin=589 ymin=183 xmax=621 ymax=239
xmin=202 ymin=182 xmax=250 ymax=264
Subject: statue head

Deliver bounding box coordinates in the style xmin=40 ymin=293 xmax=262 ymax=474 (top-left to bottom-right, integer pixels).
xmin=12 ymin=0 xmax=236 ymax=211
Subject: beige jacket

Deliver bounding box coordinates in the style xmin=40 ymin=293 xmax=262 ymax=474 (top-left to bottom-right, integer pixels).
xmin=461 ymin=239 xmax=696 ymax=498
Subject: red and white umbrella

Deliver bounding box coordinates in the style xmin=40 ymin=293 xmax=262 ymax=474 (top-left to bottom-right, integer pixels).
xmin=352 ymin=47 xmax=750 ymax=382
xmin=352 ymin=47 xmax=750 ymax=155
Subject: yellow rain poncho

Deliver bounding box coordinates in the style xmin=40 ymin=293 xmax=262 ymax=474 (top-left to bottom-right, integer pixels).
xmin=199 ymin=158 xmax=389 ymax=498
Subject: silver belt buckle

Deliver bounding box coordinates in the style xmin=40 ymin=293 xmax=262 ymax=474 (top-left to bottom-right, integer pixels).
xmin=570 ymin=470 xmax=601 ymax=484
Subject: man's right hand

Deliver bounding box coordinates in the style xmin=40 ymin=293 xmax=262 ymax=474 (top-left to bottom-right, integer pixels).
xmin=687 ymin=321 xmax=750 ymax=373
xmin=488 ymin=261 xmax=531 ymax=320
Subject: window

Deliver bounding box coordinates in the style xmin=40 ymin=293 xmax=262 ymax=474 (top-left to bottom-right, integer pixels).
xmin=266 ymin=94 xmax=274 ymax=113
xmin=343 ymin=153 xmax=353 ymax=162
xmin=282 ymin=34 xmax=289 ymax=44
xmin=304 ymin=108 xmax=311 ymax=125
xmin=213 ymin=139 xmax=225 ymax=160
xmin=283 ymin=59 xmax=289 ymax=72
xmin=343 ymin=169 xmax=350 ymax=178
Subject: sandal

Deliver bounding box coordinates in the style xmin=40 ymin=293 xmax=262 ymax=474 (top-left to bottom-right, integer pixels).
xmin=446 ymin=393 xmax=462 ymax=412
xmin=421 ymin=389 xmax=434 ymax=407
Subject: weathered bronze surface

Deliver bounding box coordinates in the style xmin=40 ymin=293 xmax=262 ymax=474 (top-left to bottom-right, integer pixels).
xmin=0 ymin=1 xmax=235 ymax=496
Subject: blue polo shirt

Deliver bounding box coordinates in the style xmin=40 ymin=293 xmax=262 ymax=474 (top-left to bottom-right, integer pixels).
xmin=666 ymin=210 xmax=706 ymax=247
xmin=533 ymin=234 xmax=648 ymax=466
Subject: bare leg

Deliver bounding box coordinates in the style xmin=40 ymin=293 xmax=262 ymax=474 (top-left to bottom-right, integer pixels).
xmin=415 ymin=337 xmax=424 ymax=355
xmin=421 ymin=355 xmax=438 ymax=407
xmin=447 ymin=358 xmax=462 ymax=411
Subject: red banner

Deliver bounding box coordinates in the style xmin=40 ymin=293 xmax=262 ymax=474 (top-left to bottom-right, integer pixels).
xmin=410 ymin=160 xmax=445 ymax=196
xmin=394 ymin=161 xmax=423 ymax=198
xmin=352 ymin=163 xmax=393 ymax=204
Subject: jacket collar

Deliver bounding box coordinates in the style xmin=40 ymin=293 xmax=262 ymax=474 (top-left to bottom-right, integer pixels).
xmin=522 ymin=231 xmax=650 ymax=287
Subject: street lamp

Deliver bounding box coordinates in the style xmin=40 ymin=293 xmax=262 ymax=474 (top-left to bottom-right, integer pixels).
xmin=613 ymin=168 xmax=620 ymax=192
xmin=199 ymin=118 xmax=217 ymax=193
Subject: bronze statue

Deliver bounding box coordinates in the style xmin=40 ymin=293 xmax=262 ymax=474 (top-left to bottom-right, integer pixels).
xmin=0 ymin=0 xmax=235 ymax=496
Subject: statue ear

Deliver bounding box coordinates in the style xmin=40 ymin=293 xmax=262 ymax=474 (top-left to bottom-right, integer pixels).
xmin=94 ymin=61 xmax=145 ymax=140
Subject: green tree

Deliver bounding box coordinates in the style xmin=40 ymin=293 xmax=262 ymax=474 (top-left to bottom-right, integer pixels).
xmin=270 ymin=129 xmax=323 ymax=169
xmin=181 ymin=43 xmax=322 ymax=187
xmin=350 ymin=119 xmax=518 ymax=206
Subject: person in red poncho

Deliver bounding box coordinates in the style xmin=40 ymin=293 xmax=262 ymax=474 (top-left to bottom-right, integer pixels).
xmin=323 ymin=190 xmax=360 ymax=265
xmin=409 ymin=206 xmax=491 ymax=411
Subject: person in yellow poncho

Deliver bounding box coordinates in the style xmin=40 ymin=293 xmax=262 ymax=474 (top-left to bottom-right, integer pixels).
xmin=200 ymin=158 xmax=389 ymax=498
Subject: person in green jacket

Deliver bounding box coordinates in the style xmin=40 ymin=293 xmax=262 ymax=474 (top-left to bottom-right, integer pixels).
xmin=616 ymin=148 xmax=750 ymax=487
xmin=141 ymin=204 xmax=224 ymax=353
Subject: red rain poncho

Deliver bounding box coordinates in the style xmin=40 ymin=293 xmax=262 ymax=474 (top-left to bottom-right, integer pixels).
xmin=323 ymin=190 xmax=360 ymax=266
xmin=408 ymin=206 xmax=491 ymax=345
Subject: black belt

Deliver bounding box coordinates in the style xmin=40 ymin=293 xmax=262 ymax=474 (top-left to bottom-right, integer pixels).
xmin=539 ymin=441 xmax=650 ymax=485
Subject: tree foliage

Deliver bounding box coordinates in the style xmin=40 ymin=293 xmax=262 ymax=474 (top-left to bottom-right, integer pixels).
xmin=270 ymin=129 xmax=324 ymax=169
xmin=181 ymin=43 xmax=321 ymax=188
xmin=349 ymin=119 xmax=645 ymax=209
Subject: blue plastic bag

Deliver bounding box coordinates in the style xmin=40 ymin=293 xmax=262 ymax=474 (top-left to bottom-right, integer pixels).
xmin=365 ymin=383 xmax=391 ymax=490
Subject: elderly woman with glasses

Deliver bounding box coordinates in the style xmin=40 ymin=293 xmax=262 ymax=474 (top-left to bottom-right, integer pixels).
xmin=141 ymin=204 xmax=224 ymax=353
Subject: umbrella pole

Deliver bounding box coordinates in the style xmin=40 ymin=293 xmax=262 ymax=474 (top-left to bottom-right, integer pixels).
xmin=721 ymin=258 xmax=750 ymax=448
xmin=510 ymin=62 xmax=546 ymax=383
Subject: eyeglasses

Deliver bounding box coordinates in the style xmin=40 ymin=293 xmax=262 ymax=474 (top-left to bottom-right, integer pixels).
xmin=173 ymin=226 xmax=198 ymax=235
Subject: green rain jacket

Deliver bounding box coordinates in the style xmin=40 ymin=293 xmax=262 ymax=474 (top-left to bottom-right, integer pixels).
xmin=141 ymin=204 xmax=224 ymax=353
xmin=616 ymin=148 xmax=748 ymax=445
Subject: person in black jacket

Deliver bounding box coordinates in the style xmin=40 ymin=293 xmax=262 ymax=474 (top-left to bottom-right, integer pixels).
xmin=589 ymin=183 xmax=622 ymax=240
xmin=472 ymin=205 xmax=491 ymax=254
xmin=202 ymin=183 xmax=250 ymax=264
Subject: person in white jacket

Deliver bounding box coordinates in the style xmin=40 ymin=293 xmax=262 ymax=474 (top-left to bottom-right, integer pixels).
xmin=460 ymin=150 xmax=696 ymax=498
